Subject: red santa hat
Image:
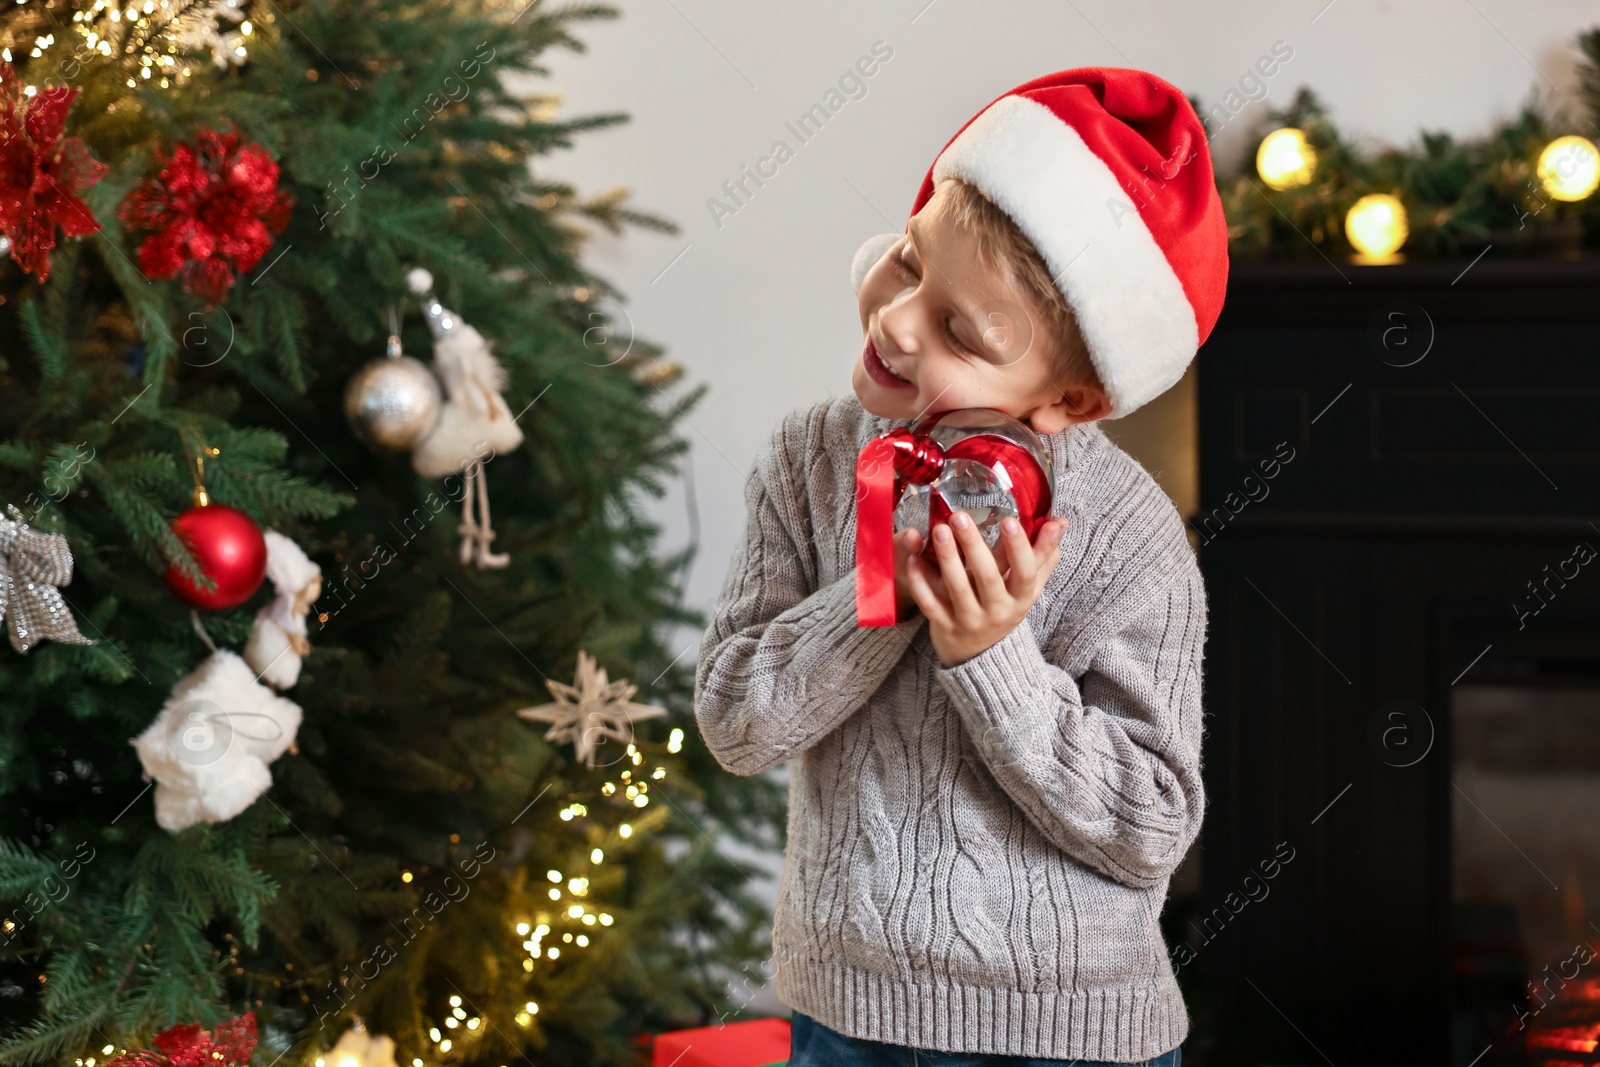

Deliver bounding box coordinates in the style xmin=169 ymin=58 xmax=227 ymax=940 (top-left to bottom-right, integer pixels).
xmin=852 ymin=67 xmax=1229 ymax=419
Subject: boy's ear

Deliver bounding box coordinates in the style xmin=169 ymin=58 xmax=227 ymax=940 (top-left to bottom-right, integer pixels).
xmin=1027 ymin=382 xmax=1112 ymax=434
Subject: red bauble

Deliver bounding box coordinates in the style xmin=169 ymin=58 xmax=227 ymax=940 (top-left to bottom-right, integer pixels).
xmin=161 ymin=503 xmax=267 ymax=610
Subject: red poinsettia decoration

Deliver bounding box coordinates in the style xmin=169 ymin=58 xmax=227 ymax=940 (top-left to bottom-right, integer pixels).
xmin=118 ymin=126 xmax=293 ymax=304
xmin=0 ymin=64 xmax=108 ymax=282
xmin=103 ymin=1011 xmax=257 ymax=1067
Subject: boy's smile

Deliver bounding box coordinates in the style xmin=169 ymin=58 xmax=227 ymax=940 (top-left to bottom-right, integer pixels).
xmin=852 ymin=179 xmax=1109 ymax=434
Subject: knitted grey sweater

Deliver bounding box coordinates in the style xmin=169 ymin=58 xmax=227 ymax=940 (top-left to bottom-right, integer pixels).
xmin=693 ymin=394 xmax=1207 ymax=1061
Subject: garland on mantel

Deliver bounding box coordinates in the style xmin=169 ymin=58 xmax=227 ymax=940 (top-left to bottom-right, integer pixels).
xmin=1204 ymin=25 xmax=1600 ymax=262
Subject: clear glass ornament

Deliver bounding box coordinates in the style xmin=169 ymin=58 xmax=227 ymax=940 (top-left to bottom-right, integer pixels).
xmin=889 ymin=409 xmax=1052 ymax=551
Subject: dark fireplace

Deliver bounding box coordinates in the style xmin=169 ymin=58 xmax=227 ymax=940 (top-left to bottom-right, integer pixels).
xmin=1453 ymin=684 xmax=1600 ymax=1064
xmin=1190 ymin=254 xmax=1600 ymax=1066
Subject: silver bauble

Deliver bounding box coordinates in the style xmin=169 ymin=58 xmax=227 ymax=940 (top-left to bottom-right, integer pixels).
xmin=344 ymin=340 xmax=442 ymax=451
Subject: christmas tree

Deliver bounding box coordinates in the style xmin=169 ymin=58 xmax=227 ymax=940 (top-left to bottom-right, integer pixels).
xmin=0 ymin=2 xmax=785 ymax=1065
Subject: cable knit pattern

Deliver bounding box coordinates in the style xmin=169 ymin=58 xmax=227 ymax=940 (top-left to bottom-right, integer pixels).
xmin=693 ymin=394 xmax=1207 ymax=1061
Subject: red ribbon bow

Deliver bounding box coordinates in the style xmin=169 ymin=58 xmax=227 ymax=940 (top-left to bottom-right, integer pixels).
xmin=854 ymin=423 xmax=1051 ymax=627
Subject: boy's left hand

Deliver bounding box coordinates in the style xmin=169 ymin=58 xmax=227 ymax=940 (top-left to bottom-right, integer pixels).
xmin=904 ymin=511 xmax=1068 ymax=668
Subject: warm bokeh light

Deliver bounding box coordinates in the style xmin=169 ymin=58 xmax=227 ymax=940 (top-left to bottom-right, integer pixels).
xmin=1537 ymin=135 xmax=1600 ymax=202
xmin=1344 ymin=193 xmax=1409 ymax=261
xmin=1256 ymin=127 xmax=1318 ymax=191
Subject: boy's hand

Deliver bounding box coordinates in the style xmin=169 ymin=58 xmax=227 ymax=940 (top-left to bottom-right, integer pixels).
xmin=904 ymin=512 xmax=1068 ymax=667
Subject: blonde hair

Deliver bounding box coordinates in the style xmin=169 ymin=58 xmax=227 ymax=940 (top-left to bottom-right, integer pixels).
xmin=936 ymin=177 xmax=1101 ymax=399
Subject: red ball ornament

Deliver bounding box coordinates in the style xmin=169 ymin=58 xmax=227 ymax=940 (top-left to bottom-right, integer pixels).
xmin=161 ymin=503 xmax=268 ymax=610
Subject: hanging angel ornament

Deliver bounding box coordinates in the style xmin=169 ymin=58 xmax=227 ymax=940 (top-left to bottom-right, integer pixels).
xmin=405 ymin=268 xmax=525 ymax=569
xmin=242 ymin=530 xmax=322 ymax=690
xmin=132 ymin=644 xmax=301 ymax=832
xmin=516 ymin=650 xmax=667 ymax=769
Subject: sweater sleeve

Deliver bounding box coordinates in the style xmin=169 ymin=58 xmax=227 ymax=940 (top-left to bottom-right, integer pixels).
xmin=933 ymin=564 xmax=1207 ymax=889
xmin=693 ymin=420 xmax=928 ymax=777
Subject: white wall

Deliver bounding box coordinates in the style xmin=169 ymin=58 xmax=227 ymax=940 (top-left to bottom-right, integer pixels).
xmin=522 ymin=0 xmax=1600 ymax=1017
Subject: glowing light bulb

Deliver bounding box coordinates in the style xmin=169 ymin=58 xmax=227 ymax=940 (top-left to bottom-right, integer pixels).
xmin=1344 ymin=193 xmax=1408 ymax=262
xmin=1536 ymin=135 xmax=1600 ymax=202
xmin=339 ymin=1056 xmax=360 ymax=1067
xmin=1257 ymin=128 xmax=1319 ymax=190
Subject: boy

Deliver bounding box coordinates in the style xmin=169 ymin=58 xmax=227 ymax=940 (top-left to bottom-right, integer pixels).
xmin=693 ymin=68 xmax=1227 ymax=1065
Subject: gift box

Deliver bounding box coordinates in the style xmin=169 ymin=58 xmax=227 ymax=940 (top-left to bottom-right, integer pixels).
xmin=651 ymin=1017 xmax=790 ymax=1067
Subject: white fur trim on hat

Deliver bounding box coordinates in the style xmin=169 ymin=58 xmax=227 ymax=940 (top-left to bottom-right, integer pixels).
xmin=850 ymin=232 xmax=903 ymax=295
xmin=930 ymin=95 xmax=1199 ymax=417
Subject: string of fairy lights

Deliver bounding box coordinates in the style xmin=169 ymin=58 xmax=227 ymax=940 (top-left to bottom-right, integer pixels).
xmin=397 ymin=728 xmax=684 ymax=1067
xmin=1253 ymin=125 xmax=1600 ymax=262
xmin=4 ymin=0 xmax=256 ymax=91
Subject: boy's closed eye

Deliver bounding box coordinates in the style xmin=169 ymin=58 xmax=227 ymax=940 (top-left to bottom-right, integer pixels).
xmin=888 ymin=240 xmax=988 ymax=360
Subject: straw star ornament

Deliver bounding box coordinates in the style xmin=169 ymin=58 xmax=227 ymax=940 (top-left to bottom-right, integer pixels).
xmin=516 ymin=650 xmax=667 ymax=768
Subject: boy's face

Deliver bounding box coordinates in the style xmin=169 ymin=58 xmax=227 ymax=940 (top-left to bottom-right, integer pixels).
xmin=853 ymin=181 xmax=1109 ymax=434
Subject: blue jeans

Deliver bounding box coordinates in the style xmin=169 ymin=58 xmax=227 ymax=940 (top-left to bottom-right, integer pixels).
xmin=787 ymin=1011 xmax=1182 ymax=1067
